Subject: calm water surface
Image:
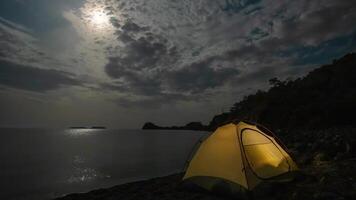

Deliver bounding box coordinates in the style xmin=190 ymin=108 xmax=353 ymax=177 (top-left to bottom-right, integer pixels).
xmin=0 ymin=128 xmax=207 ymax=200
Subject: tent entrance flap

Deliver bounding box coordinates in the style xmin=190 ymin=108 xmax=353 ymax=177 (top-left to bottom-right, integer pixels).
xmin=241 ymin=128 xmax=291 ymax=180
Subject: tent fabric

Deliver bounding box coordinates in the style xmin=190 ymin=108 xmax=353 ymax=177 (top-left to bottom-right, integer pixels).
xmin=183 ymin=121 xmax=298 ymax=192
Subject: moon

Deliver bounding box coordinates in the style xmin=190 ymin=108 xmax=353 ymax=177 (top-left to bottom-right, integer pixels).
xmin=77 ymin=2 xmax=118 ymax=38
xmin=91 ymin=10 xmax=109 ymax=26
xmin=84 ymin=7 xmax=112 ymax=31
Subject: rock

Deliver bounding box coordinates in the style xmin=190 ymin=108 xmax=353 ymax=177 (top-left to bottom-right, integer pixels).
xmin=319 ymin=176 xmax=326 ymax=183
xmin=333 ymin=152 xmax=344 ymax=161
xmin=142 ymin=122 xmax=161 ymax=129
xmin=142 ymin=121 xmax=209 ymax=131
xmin=184 ymin=122 xmax=206 ymax=131
xmin=313 ymin=191 xmax=343 ymax=200
xmin=313 ymin=153 xmax=329 ymax=165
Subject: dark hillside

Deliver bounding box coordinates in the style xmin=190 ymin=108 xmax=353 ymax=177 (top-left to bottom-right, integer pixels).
xmin=209 ymin=53 xmax=356 ymax=131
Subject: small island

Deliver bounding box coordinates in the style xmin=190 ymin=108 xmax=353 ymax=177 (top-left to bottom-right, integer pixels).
xmin=90 ymin=126 xmax=106 ymax=129
xmin=142 ymin=122 xmax=209 ymax=131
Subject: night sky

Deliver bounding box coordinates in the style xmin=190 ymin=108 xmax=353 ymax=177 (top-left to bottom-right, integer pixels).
xmin=0 ymin=0 xmax=355 ymax=128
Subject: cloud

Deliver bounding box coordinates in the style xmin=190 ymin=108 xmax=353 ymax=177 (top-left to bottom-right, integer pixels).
xmin=0 ymin=59 xmax=81 ymax=92
xmin=0 ymin=16 xmax=32 ymax=35
xmin=99 ymin=0 xmax=356 ymax=109
xmin=166 ymin=59 xmax=240 ymax=93
xmin=102 ymin=68 xmax=163 ymax=96
xmin=106 ymin=20 xmax=178 ymax=74
xmin=0 ymin=19 xmax=39 ymax=63
xmin=106 ymin=37 xmax=173 ymax=75
xmin=0 ymin=0 xmax=356 ymax=128
xmin=220 ymin=0 xmax=262 ymax=13
xmin=120 ymin=20 xmax=148 ymax=33
xmin=280 ymin=1 xmax=356 ymax=46
xmin=104 ymin=20 xmax=180 ymax=96
xmin=0 ymin=15 xmax=83 ymax=74
xmin=104 ymin=20 xmax=242 ymax=100
xmin=114 ymin=93 xmax=193 ymax=108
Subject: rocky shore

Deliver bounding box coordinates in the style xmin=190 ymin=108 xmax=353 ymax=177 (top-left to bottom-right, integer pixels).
xmin=142 ymin=122 xmax=209 ymax=131
xmin=56 ymin=127 xmax=356 ymax=200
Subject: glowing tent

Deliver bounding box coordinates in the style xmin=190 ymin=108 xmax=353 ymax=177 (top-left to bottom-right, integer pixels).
xmin=183 ymin=121 xmax=298 ymax=194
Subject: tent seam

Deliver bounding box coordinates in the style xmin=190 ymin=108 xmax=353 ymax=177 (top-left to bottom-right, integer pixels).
xmin=236 ymin=124 xmax=250 ymax=190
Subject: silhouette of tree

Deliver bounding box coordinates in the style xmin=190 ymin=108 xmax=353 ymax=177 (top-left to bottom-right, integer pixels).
xmin=208 ymin=53 xmax=356 ymax=132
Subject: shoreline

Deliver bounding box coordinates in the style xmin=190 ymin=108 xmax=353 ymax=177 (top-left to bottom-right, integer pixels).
xmin=55 ymin=173 xmax=224 ymax=200
xmin=56 ymin=127 xmax=356 ymax=200
xmin=56 ymin=159 xmax=356 ymax=200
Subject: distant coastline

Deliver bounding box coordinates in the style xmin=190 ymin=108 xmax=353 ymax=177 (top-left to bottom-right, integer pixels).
xmin=142 ymin=122 xmax=209 ymax=131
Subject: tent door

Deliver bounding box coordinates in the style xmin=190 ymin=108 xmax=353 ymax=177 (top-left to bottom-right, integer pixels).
xmin=240 ymin=128 xmax=290 ymax=180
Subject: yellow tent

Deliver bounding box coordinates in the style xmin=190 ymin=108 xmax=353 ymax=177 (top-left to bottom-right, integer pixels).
xmin=183 ymin=121 xmax=298 ymax=194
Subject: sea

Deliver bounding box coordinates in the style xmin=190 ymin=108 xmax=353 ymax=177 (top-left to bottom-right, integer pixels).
xmin=0 ymin=128 xmax=207 ymax=200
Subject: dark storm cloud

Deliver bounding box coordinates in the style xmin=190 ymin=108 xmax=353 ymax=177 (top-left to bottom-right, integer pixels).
xmin=0 ymin=60 xmax=81 ymax=92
